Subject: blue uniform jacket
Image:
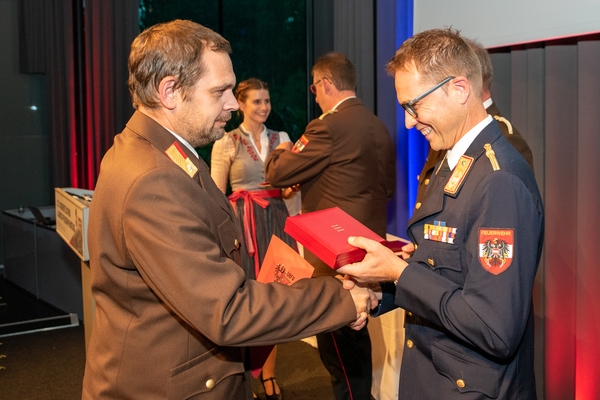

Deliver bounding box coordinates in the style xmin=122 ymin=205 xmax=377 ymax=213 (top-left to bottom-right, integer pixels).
xmin=376 ymin=121 xmax=544 ymax=399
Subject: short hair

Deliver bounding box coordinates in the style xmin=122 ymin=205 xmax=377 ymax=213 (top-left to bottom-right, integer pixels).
xmin=312 ymin=52 xmax=357 ymax=91
xmin=234 ymin=78 xmax=269 ymax=120
xmin=128 ymin=19 xmax=232 ymax=109
xmin=464 ymin=38 xmax=493 ymax=92
xmin=386 ymin=28 xmax=482 ymax=97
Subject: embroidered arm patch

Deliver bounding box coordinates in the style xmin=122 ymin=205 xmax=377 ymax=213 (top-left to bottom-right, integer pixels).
xmin=478 ymin=228 xmax=514 ymax=275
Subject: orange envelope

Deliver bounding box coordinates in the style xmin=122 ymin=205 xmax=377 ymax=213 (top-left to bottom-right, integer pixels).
xmin=256 ymin=235 xmax=314 ymax=284
xmin=251 ymin=235 xmax=314 ymax=378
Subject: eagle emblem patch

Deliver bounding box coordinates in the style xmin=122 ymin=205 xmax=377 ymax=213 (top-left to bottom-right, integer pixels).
xmin=478 ymin=228 xmax=514 ymax=275
xmin=292 ymin=135 xmax=309 ymax=153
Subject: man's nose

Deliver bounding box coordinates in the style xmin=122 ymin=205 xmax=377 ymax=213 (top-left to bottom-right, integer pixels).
xmin=404 ymin=111 xmax=417 ymax=129
xmin=224 ymin=90 xmax=239 ymax=111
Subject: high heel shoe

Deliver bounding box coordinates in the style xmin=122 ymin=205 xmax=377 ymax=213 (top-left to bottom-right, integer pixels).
xmin=260 ymin=374 xmax=283 ymax=400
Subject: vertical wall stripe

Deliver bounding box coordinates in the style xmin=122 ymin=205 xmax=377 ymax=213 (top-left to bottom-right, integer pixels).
xmin=575 ymin=38 xmax=600 ymax=399
xmin=394 ymin=0 xmax=426 ymax=226
xmin=544 ymin=43 xmax=578 ymax=400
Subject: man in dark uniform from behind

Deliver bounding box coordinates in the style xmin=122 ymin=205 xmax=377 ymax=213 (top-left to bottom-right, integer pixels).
xmin=265 ymin=52 xmax=395 ymax=400
xmin=414 ymin=38 xmax=534 ymax=206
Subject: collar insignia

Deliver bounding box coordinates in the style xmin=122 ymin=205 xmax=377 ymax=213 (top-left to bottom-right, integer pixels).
xmin=444 ymin=155 xmax=474 ymax=195
xmin=165 ymin=142 xmax=198 ymax=178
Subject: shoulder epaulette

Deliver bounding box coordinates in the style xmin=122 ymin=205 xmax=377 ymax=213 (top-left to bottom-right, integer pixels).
xmin=484 ymin=143 xmax=501 ymax=171
xmin=319 ymin=109 xmax=338 ymax=120
xmin=493 ymin=115 xmax=513 ymax=135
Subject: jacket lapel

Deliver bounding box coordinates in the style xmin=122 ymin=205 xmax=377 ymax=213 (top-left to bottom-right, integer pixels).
xmin=408 ymin=122 xmax=504 ymax=227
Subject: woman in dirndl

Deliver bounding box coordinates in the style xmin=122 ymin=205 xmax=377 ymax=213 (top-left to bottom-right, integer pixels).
xmin=210 ymin=77 xmax=299 ymax=400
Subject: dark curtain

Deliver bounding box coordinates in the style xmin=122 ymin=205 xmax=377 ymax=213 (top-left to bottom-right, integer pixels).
xmin=490 ymin=33 xmax=600 ymax=400
xmin=81 ymin=0 xmax=138 ymax=189
xmin=18 ymin=0 xmax=138 ymax=190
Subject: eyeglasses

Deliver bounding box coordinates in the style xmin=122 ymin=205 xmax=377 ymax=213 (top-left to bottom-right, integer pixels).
xmin=401 ymin=76 xmax=455 ymax=118
xmin=310 ymin=77 xmax=331 ymax=94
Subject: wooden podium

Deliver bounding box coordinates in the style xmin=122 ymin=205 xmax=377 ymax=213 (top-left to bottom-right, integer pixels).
xmin=54 ymin=187 xmax=95 ymax=351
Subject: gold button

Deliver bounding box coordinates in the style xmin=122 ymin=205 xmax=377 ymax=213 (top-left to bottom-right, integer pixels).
xmin=406 ymin=339 xmax=414 ymax=349
xmin=456 ymin=379 xmax=465 ymax=388
xmin=415 ymin=202 xmax=421 ymax=210
xmin=406 ymin=311 xmax=413 ymax=317
xmin=206 ymin=379 xmax=215 ymax=390
xmin=424 ymin=178 xmax=430 ymax=186
xmin=427 ymin=258 xmax=435 ymax=266
xmin=414 ymin=244 xmax=418 ymax=250
xmin=234 ymin=239 xmax=239 ymax=248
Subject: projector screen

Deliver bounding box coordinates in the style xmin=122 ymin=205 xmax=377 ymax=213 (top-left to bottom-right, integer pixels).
xmin=414 ymin=0 xmax=600 ymax=48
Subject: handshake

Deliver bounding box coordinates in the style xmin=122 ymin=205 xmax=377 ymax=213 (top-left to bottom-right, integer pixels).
xmin=338 ymin=235 xmax=413 ymax=330
xmin=341 ymin=276 xmax=380 ymax=331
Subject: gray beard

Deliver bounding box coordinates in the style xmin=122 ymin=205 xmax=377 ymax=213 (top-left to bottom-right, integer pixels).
xmin=188 ymin=126 xmax=225 ymax=148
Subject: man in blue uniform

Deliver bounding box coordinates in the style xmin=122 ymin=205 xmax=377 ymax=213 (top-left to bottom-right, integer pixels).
xmin=338 ymin=28 xmax=544 ymax=399
xmin=414 ymin=37 xmax=534 ymax=207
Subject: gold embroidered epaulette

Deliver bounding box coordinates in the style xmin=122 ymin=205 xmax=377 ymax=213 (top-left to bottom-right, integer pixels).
xmin=493 ymin=115 xmax=513 ymax=135
xmin=319 ymin=109 xmax=338 ymax=120
xmin=484 ymin=143 xmax=501 ymax=171
xmin=165 ymin=142 xmax=198 ymax=178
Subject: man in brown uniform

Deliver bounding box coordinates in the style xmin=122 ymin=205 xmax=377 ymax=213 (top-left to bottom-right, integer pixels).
xmin=82 ymin=21 xmax=372 ymax=400
xmin=414 ymin=38 xmax=534 ymax=206
xmin=266 ymin=52 xmax=395 ymax=400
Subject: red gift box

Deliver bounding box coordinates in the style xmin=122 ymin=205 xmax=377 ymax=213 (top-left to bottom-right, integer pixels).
xmin=284 ymin=207 xmax=387 ymax=269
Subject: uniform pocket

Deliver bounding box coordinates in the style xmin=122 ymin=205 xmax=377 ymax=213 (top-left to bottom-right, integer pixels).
xmin=411 ymin=240 xmax=462 ymax=273
xmin=168 ymin=347 xmax=246 ymax=400
xmin=431 ymin=339 xmax=500 ymax=398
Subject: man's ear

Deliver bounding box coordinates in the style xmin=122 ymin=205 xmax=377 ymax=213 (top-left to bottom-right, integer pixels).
xmin=158 ymin=76 xmax=178 ymax=110
xmin=452 ymin=76 xmax=471 ymax=105
xmin=322 ymin=78 xmax=335 ymax=95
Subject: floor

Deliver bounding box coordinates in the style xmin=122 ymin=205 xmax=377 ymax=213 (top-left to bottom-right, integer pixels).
xmin=0 ymin=275 xmax=77 ymax=337
xmin=0 ymin=275 xmax=335 ymax=400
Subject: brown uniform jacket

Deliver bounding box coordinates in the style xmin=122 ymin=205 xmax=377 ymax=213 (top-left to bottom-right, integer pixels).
xmin=82 ymin=111 xmax=357 ymax=400
xmin=265 ymin=98 xmax=395 ymax=276
xmin=415 ymin=102 xmax=534 ymax=205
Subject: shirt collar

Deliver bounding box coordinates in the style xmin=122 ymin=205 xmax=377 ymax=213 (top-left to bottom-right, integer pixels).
xmin=446 ymin=115 xmax=493 ymax=170
xmin=239 ymin=123 xmax=268 ymax=141
xmin=331 ymin=96 xmax=357 ymax=111
xmin=167 ymin=129 xmax=200 ymax=159
xmin=483 ymin=97 xmax=493 ymax=109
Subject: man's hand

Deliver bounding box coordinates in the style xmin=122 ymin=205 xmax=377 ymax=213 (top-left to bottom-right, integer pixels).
xmin=342 ymin=278 xmax=381 ymax=307
xmin=343 ymin=276 xmax=379 ymax=330
xmin=347 ymin=279 xmax=370 ymax=314
xmin=281 ymin=184 xmax=300 ymax=199
xmin=399 ymin=242 xmax=415 ymax=260
xmin=346 ymin=277 xmax=370 ymax=315
xmin=348 ymin=312 xmax=369 ymax=331
xmin=337 ymin=236 xmax=409 ymax=283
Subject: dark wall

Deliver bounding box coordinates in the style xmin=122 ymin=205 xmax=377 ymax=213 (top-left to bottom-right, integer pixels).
xmin=0 ymin=0 xmax=52 ymax=265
